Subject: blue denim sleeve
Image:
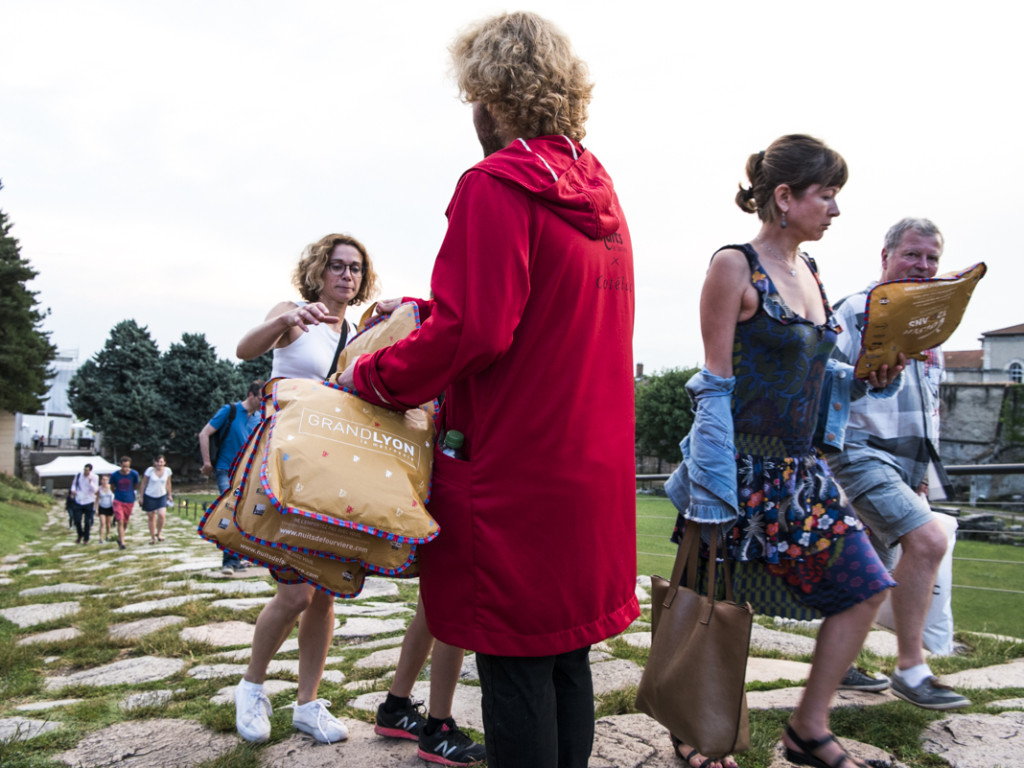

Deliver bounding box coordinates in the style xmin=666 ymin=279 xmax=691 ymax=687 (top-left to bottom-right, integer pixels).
xmin=664 ymin=369 xmax=739 ymax=525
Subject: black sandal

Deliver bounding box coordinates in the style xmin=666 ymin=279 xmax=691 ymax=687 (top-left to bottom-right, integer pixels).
xmin=670 ymin=734 xmax=732 ymax=768
xmin=784 ymin=725 xmax=867 ymax=768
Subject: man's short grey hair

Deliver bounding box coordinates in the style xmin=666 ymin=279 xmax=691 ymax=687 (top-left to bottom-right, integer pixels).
xmin=884 ymin=217 xmax=944 ymax=253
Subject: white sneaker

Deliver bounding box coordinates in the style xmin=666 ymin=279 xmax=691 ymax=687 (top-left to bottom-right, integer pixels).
xmin=234 ymin=679 xmax=272 ymax=743
xmin=289 ymin=698 xmax=348 ymax=743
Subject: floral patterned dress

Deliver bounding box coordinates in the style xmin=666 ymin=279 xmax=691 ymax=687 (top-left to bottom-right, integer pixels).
xmin=674 ymin=244 xmax=894 ymax=616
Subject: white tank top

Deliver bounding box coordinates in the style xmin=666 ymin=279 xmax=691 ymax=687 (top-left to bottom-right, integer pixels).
xmin=270 ymin=303 xmax=354 ymax=380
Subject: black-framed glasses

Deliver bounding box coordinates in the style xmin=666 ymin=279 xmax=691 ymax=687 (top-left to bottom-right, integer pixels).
xmin=326 ymin=261 xmax=363 ymax=276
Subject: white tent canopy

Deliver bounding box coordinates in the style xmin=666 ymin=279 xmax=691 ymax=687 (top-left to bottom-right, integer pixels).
xmin=35 ymin=455 xmax=121 ymax=478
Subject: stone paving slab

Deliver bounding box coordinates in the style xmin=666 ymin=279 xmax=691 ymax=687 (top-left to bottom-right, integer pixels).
xmin=589 ymin=713 xmax=687 ymax=768
xmin=257 ymin=720 xmax=414 ymax=768
xmin=180 ymin=620 xmax=256 ymax=647
xmin=943 ymin=659 xmax=1024 ymax=689
xmin=0 ymin=716 xmax=64 ymax=742
xmin=619 ymin=631 xmax=651 ymax=650
xmin=18 ymin=626 xmax=83 ymax=645
xmin=120 ymin=691 xmax=176 ymax=711
xmin=862 ymin=629 xmax=903 ymax=658
xmin=921 ymin=711 xmax=1024 ymax=768
xmin=353 ymin=646 xmax=403 ymax=670
xmin=109 ymin=616 xmax=187 ymax=641
xmin=210 ymin=597 xmax=273 ymax=611
xmin=19 ymin=582 xmax=100 ymax=597
xmin=591 ymin=658 xmax=644 ymax=696
xmin=188 ymin=663 xmax=249 ymax=680
xmin=55 ymin=718 xmax=237 ymax=767
xmin=750 ymin=623 xmax=818 ymax=656
xmin=747 ymin=685 xmax=898 ymax=711
xmin=334 ymin=617 xmax=406 ymax=639
xmin=746 ymin=657 xmax=812 ymax=684
xmin=0 ymin=601 xmax=80 ymax=628
xmin=988 ymin=697 xmax=1024 ymax=708
xmin=334 ymin=601 xmax=413 ymax=618
xmin=188 ymin=580 xmax=275 ymax=594
xmin=16 ymin=698 xmax=83 ymax=711
xmin=340 ymin=635 xmax=405 ymax=652
xmin=161 ymin=558 xmax=224 ymax=573
xmin=351 ymin=578 xmax=400 ymax=600
xmin=45 ymin=656 xmax=186 ymax=691
xmin=113 ymin=595 xmax=205 ymax=614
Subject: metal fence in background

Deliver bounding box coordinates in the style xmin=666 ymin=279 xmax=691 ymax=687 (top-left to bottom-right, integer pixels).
xmin=637 ymin=464 xmax=1024 ymax=600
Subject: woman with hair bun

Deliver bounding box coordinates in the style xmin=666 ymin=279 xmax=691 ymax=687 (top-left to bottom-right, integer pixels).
xmin=664 ymin=135 xmax=898 ymax=768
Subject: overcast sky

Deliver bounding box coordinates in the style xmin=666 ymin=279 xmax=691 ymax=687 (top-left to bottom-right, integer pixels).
xmin=2 ymin=1 xmax=1019 ymax=378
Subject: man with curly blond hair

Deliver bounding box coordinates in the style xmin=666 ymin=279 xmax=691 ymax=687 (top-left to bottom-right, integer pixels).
xmin=342 ymin=11 xmax=638 ymax=767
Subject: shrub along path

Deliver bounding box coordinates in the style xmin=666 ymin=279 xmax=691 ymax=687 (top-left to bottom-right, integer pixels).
xmin=1 ymin=504 xmax=1023 ymax=768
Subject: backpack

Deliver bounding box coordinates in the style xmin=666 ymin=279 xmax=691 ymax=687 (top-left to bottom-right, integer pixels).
xmin=196 ymin=403 xmax=237 ymax=466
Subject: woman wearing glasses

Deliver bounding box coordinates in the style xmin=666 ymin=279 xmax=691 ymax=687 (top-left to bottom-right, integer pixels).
xmin=231 ymin=234 xmax=378 ymax=745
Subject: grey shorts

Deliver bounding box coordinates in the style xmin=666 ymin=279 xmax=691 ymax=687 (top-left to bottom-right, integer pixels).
xmin=846 ymin=463 xmax=935 ymax=570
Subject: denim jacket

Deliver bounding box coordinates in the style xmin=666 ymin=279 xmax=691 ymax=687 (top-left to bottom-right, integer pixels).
xmin=816 ymin=358 xmax=902 ymax=451
xmin=664 ymin=369 xmax=739 ymax=525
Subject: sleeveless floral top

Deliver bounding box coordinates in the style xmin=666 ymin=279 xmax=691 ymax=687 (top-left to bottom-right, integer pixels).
xmin=724 ymin=244 xmax=864 ymax=562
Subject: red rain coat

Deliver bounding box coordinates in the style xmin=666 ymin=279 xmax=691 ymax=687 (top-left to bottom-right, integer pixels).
xmin=354 ymin=135 xmax=639 ymax=655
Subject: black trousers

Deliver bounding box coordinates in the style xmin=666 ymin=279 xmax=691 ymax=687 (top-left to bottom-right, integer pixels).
xmin=72 ymin=502 xmax=94 ymax=542
xmin=476 ymin=645 xmax=594 ymax=768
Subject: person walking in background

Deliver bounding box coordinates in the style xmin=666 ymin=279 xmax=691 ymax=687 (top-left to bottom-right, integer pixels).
xmin=69 ymin=463 xmax=98 ymax=544
xmin=229 ymin=234 xmax=377 ymax=746
xmin=110 ymin=456 xmax=140 ymax=551
xmin=138 ymin=454 xmax=173 ymax=544
xmin=198 ymin=382 xmax=263 ymax=572
xmin=665 ymin=135 xmax=898 ymax=768
xmin=824 ymin=218 xmax=971 ymax=710
xmin=341 ymin=13 xmax=638 ymax=766
xmin=96 ymin=474 xmax=114 ymax=543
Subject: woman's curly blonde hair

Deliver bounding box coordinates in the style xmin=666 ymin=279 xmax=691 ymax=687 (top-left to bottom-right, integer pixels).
xmin=292 ymin=233 xmax=378 ymax=305
xmin=450 ymin=12 xmax=594 ymax=142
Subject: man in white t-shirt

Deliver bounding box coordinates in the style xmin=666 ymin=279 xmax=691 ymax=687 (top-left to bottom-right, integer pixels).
xmin=70 ymin=463 xmax=99 ymax=544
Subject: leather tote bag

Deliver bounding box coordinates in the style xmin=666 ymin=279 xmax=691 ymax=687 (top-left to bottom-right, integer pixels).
xmin=635 ymin=520 xmax=753 ymax=759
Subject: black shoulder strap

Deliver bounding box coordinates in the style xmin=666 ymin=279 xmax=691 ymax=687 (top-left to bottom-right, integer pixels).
xmin=218 ymin=403 xmax=237 ymax=441
xmin=325 ymin=321 xmax=350 ymax=379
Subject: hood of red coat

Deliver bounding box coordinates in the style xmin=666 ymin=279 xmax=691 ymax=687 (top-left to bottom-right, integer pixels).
xmin=449 ymin=136 xmax=621 ymax=240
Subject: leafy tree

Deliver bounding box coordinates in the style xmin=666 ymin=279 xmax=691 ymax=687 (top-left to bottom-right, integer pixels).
xmin=68 ymin=320 xmax=161 ymax=457
xmin=159 ymin=333 xmax=243 ymax=456
xmin=237 ymin=352 xmax=273 ymax=387
xmin=635 ymin=366 xmax=700 ymax=466
xmin=0 ymin=183 xmax=57 ymax=413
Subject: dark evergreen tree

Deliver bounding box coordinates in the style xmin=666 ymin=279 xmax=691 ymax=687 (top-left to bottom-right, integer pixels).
xmin=635 ymin=366 xmax=700 ymax=466
xmin=0 ymin=182 xmax=57 ymax=413
xmin=159 ymin=333 xmax=241 ymax=456
xmin=237 ymin=351 xmax=273 ymax=386
xmin=68 ymin=320 xmax=161 ymax=457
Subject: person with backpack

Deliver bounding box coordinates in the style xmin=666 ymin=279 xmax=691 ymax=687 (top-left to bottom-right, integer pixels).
xmin=198 ymin=379 xmax=264 ymax=572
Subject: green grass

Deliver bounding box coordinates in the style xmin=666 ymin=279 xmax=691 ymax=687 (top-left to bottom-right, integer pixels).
xmin=637 ymin=494 xmax=1024 ymax=638
xmin=636 ymin=495 xmax=680 ymax=579
xmin=0 ymin=474 xmax=52 ymax=559
xmin=950 ymin=538 xmax=1024 ymax=638
xmin=1 ymin=488 xmax=1023 ymax=768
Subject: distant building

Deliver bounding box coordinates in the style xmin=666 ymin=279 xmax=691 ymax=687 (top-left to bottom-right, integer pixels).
xmin=14 ymin=348 xmax=92 ymax=449
xmin=943 ymin=324 xmax=1024 ymax=383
